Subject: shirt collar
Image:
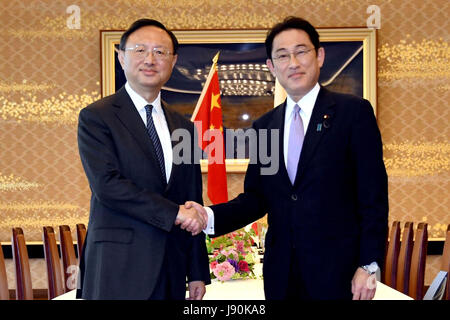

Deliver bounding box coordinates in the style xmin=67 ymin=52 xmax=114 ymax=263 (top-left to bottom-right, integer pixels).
xmin=125 ymin=82 xmax=163 ymax=115
xmin=285 ymin=82 xmax=321 ymax=118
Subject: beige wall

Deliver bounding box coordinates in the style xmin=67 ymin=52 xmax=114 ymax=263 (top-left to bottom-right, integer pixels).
xmin=0 ymin=0 xmax=448 ymax=242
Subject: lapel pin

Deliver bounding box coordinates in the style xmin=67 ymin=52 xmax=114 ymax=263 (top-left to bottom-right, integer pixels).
xmin=323 ymin=114 xmax=331 ymax=128
xmin=316 ymin=123 xmax=322 ymax=132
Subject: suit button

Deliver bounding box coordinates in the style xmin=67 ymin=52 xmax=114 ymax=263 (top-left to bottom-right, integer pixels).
xmin=291 ymin=194 xmax=298 ymax=201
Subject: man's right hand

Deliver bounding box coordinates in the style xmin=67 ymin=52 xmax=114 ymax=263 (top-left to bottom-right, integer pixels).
xmin=175 ymin=204 xmax=206 ymax=235
xmin=184 ymin=201 xmax=207 ymax=220
xmin=182 ymin=201 xmax=208 ymax=234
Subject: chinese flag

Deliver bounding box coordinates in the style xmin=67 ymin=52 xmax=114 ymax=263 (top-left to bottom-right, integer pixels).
xmin=191 ymin=52 xmax=228 ymax=204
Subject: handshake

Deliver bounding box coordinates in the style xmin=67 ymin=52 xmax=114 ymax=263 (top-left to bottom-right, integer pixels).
xmin=175 ymin=201 xmax=208 ymax=236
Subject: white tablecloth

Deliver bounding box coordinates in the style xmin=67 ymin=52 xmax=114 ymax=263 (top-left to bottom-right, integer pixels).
xmin=198 ymin=280 xmax=413 ymax=300
xmin=54 ymin=280 xmax=412 ymax=300
xmin=53 ymin=262 xmax=413 ymax=300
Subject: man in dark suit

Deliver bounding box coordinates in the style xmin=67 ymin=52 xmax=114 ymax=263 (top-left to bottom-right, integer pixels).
xmin=185 ymin=17 xmax=388 ymax=300
xmin=77 ymin=19 xmax=210 ymax=300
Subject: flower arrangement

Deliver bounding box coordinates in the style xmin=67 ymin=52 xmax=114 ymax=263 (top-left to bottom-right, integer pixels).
xmin=206 ymin=229 xmax=257 ymax=282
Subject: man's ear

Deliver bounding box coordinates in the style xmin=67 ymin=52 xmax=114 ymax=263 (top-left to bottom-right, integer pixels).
xmin=118 ymin=50 xmax=125 ymax=70
xmin=317 ymin=47 xmax=325 ymax=68
xmin=171 ymin=54 xmax=178 ymax=69
xmin=266 ymin=58 xmax=276 ymax=77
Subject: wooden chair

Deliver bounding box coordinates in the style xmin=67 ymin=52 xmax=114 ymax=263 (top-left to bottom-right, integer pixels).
xmin=42 ymin=226 xmax=64 ymax=299
xmin=442 ymin=225 xmax=450 ymax=300
xmin=383 ymin=221 xmax=401 ymax=288
xmin=0 ymin=242 xmax=9 ymax=300
xmin=423 ymin=224 xmax=450 ymax=300
xmin=59 ymin=225 xmax=78 ymax=292
xmin=76 ymin=223 xmax=87 ymax=259
xmin=408 ymin=222 xmax=428 ymax=300
xmin=396 ymin=222 xmax=414 ymax=294
xmin=11 ymin=227 xmax=33 ymax=300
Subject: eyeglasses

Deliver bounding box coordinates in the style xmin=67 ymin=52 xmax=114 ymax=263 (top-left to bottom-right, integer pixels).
xmin=122 ymin=44 xmax=173 ymax=61
xmin=272 ymin=47 xmax=315 ymax=64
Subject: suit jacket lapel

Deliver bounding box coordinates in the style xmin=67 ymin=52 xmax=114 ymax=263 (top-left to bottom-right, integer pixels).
xmin=294 ymin=87 xmax=335 ymax=184
xmin=160 ymin=102 xmax=179 ymax=191
xmin=270 ymin=101 xmax=292 ymax=187
xmin=112 ymin=87 xmax=165 ymax=183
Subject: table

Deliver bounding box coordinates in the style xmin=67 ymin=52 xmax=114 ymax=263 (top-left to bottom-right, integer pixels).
xmin=53 ymin=262 xmax=413 ymax=300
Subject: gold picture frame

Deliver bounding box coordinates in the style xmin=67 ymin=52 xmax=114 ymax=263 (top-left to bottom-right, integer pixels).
xmin=101 ymin=28 xmax=377 ymax=173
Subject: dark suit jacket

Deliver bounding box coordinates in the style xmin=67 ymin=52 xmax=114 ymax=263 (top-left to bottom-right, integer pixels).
xmin=76 ymin=87 xmax=210 ymax=299
xmin=211 ymin=87 xmax=388 ymax=300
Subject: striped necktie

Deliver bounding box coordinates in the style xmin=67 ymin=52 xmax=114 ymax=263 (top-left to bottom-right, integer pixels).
xmin=145 ymin=104 xmax=166 ymax=183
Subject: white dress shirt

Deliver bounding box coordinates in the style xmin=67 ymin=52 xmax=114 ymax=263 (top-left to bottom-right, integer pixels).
xmin=125 ymin=82 xmax=172 ymax=182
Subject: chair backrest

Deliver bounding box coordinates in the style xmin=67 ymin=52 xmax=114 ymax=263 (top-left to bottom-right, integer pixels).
xmin=442 ymin=225 xmax=450 ymax=300
xmin=59 ymin=225 xmax=78 ymax=292
xmin=76 ymin=223 xmax=87 ymax=260
xmin=42 ymin=226 xmax=64 ymax=299
xmin=0 ymin=242 xmax=9 ymax=300
xmin=11 ymin=227 xmax=33 ymax=300
xmin=383 ymin=221 xmax=401 ymax=288
xmin=396 ymin=222 xmax=414 ymax=294
xmin=409 ymin=222 xmax=428 ymax=300
xmin=381 ymin=222 xmax=389 ymax=283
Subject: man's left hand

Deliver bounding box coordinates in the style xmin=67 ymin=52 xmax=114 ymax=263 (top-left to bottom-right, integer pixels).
xmin=187 ymin=281 xmax=206 ymax=300
xmin=351 ymin=267 xmax=377 ymax=300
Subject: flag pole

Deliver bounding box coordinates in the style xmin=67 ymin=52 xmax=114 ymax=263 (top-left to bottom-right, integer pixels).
xmin=191 ymin=51 xmax=220 ymax=121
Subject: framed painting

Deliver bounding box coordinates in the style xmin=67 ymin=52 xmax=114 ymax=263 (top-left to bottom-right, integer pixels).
xmin=101 ymin=28 xmax=376 ymax=172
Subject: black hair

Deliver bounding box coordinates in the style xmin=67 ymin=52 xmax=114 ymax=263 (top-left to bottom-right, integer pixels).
xmin=265 ymin=16 xmax=320 ymax=60
xmin=119 ymin=18 xmax=179 ymax=54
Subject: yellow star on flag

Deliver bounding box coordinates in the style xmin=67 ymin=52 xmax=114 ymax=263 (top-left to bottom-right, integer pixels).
xmin=211 ymin=92 xmax=221 ymax=112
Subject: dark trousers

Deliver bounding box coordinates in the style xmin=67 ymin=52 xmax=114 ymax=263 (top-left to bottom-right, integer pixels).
xmin=285 ymin=248 xmax=310 ymax=300
xmin=285 ymin=248 xmax=353 ymax=300
xmin=148 ymin=246 xmax=186 ymax=300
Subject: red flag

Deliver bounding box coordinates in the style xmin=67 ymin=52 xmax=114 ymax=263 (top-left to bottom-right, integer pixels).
xmin=191 ymin=52 xmax=228 ymax=204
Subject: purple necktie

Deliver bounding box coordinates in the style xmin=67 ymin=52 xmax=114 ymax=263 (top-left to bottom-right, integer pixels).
xmin=287 ymin=104 xmax=304 ymax=184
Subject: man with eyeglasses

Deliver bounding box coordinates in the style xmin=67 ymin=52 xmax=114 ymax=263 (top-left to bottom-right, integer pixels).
xmin=77 ymin=19 xmax=210 ymax=300
xmin=185 ymin=17 xmax=388 ymax=300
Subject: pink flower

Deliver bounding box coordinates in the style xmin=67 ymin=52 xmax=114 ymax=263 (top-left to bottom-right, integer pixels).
xmin=213 ymin=261 xmax=236 ymax=281
xmin=221 ymin=249 xmax=238 ymax=260
xmin=238 ymin=260 xmax=249 ymax=272
xmin=210 ymin=261 xmax=218 ymax=269
xmin=235 ymin=240 xmax=245 ymax=253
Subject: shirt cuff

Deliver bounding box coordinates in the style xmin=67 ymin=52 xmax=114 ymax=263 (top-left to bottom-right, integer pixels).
xmin=362 ymin=262 xmax=379 ymax=272
xmin=362 ymin=262 xmax=380 ymax=280
xmin=203 ymin=206 xmax=215 ymax=235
